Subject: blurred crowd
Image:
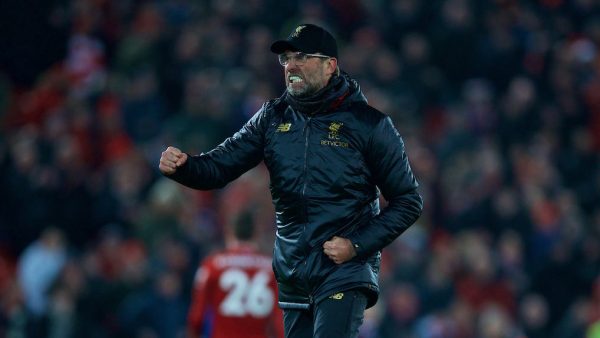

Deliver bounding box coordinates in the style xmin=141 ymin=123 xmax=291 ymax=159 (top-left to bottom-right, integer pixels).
xmin=1 ymin=0 xmax=600 ymax=337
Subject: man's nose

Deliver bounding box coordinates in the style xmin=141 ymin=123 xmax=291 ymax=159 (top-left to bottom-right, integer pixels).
xmin=285 ymin=61 xmax=300 ymax=71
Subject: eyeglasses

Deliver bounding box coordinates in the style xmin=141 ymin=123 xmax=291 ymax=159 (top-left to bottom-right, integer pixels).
xmin=278 ymin=52 xmax=330 ymax=66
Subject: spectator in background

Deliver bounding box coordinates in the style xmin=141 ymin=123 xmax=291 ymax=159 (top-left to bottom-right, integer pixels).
xmin=187 ymin=209 xmax=284 ymax=338
xmin=17 ymin=227 xmax=67 ymax=338
xmin=118 ymin=269 xmax=188 ymax=338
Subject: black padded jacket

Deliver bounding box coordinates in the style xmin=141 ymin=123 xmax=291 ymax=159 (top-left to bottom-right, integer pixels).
xmin=168 ymin=74 xmax=423 ymax=310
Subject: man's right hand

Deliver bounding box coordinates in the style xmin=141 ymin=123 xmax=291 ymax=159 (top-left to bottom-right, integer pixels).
xmin=159 ymin=146 xmax=188 ymax=175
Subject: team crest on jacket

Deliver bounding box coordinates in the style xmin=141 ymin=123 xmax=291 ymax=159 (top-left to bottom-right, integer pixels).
xmin=328 ymin=122 xmax=343 ymax=138
xmin=321 ymin=121 xmax=349 ymax=148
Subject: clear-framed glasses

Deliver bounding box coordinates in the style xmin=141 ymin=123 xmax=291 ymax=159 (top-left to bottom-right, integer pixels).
xmin=278 ymin=52 xmax=330 ymax=66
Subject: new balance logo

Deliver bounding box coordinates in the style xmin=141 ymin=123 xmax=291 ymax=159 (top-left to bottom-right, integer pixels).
xmin=329 ymin=292 xmax=344 ymax=300
xmin=276 ymin=123 xmax=291 ymax=132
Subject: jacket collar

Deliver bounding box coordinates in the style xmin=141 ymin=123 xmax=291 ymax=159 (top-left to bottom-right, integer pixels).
xmin=282 ymin=72 xmax=366 ymax=115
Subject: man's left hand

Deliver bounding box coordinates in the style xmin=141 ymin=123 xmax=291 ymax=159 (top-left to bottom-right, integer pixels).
xmin=323 ymin=236 xmax=356 ymax=264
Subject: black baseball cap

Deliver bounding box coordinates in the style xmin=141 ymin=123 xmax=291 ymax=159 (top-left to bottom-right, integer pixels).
xmin=270 ymin=24 xmax=338 ymax=58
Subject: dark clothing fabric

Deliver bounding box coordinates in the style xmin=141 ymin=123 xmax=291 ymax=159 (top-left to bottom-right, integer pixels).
xmin=168 ymin=73 xmax=423 ymax=310
xmin=283 ymin=290 xmax=367 ymax=338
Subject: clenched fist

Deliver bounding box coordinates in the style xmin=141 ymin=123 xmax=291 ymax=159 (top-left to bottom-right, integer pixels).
xmin=323 ymin=236 xmax=356 ymax=264
xmin=159 ymin=146 xmax=188 ymax=175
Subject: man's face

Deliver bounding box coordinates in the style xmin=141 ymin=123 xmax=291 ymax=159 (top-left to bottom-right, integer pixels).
xmin=283 ymin=52 xmax=331 ymax=98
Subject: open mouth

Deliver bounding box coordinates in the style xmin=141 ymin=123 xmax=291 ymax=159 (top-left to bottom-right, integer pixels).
xmin=288 ymin=75 xmax=303 ymax=84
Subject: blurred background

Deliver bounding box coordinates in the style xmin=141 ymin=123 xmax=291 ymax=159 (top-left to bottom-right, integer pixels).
xmin=1 ymin=0 xmax=599 ymax=337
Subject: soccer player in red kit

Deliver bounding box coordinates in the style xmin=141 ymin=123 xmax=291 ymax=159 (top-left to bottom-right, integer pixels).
xmin=187 ymin=211 xmax=284 ymax=338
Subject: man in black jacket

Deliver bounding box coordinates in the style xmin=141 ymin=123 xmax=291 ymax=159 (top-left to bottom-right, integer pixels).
xmin=159 ymin=23 xmax=423 ymax=338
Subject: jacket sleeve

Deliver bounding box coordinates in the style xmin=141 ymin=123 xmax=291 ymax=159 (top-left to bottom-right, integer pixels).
xmin=166 ymin=105 xmax=269 ymax=190
xmin=348 ymin=116 xmax=423 ymax=259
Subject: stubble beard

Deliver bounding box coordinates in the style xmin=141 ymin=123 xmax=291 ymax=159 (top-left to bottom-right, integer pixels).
xmin=286 ymin=81 xmax=322 ymax=98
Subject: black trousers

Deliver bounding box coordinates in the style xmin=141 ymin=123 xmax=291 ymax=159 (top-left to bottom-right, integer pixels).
xmin=283 ymin=290 xmax=368 ymax=338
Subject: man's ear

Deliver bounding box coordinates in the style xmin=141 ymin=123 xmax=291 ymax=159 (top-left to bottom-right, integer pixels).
xmin=325 ymin=58 xmax=338 ymax=76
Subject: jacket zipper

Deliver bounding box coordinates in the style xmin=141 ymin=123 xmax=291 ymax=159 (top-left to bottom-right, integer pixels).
xmin=300 ymin=116 xmax=311 ymax=297
xmin=302 ymin=116 xmax=311 ymax=228
xmin=303 ymin=116 xmax=319 ymax=305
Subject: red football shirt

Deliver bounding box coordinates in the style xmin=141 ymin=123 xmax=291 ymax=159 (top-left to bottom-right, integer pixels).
xmin=187 ymin=244 xmax=284 ymax=338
